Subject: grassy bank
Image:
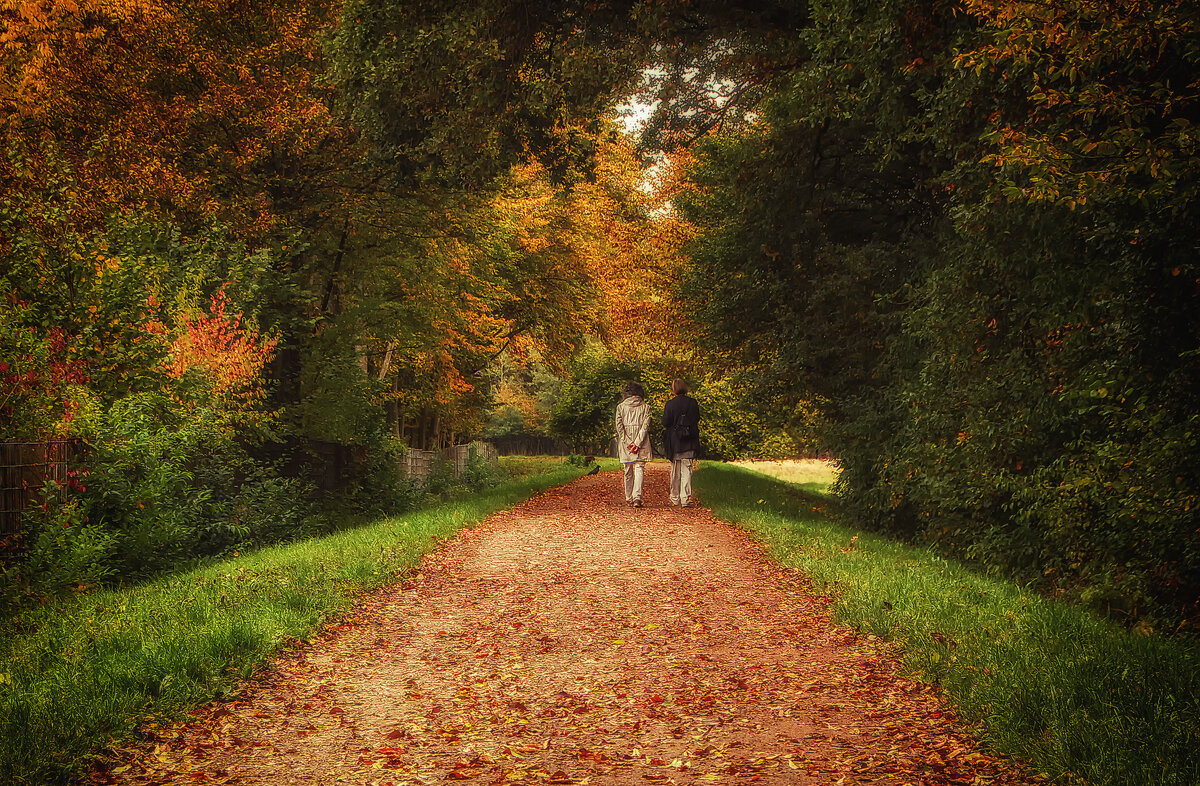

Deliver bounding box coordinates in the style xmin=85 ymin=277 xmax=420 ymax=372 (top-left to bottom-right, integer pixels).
xmin=696 ymin=462 xmax=1199 ymax=786
xmin=0 ymin=459 xmax=584 ymax=785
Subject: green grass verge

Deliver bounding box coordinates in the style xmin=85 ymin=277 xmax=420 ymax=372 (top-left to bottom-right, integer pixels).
xmin=0 ymin=461 xmax=585 ymax=785
xmin=695 ymin=462 xmax=1199 ymax=786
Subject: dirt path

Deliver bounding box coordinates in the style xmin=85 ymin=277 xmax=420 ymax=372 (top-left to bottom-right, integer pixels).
xmin=102 ymin=465 xmax=1042 ymax=785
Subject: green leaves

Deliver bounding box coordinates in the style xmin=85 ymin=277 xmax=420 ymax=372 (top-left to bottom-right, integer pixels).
xmin=666 ymin=0 xmax=1200 ymax=629
xmin=547 ymin=348 xmax=651 ymax=451
xmin=327 ymin=0 xmax=642 ymax=187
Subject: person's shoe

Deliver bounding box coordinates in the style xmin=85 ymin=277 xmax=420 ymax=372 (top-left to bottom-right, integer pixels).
xmin=633 ymin=499 xmax=643 ymax=508
xmin=680 ymin=501 xmax=691 ymax=508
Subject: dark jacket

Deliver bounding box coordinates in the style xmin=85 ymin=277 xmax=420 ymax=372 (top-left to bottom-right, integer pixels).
xmin=662 ymin=393 xmax=701 ymax=459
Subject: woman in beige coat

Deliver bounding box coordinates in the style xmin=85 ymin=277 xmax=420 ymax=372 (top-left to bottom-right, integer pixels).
xmin=615 ymin=381 xmax=652 ymax=507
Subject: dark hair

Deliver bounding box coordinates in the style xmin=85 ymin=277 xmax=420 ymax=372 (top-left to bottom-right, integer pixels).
xmin=622 ymin=381 xmax=646 ymax=398
xmin=671 ymin=378 xmax=689 ymax=396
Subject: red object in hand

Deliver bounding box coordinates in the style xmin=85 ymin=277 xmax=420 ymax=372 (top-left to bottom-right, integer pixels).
xmin=628 ymin=443 xmax=637 ymax=453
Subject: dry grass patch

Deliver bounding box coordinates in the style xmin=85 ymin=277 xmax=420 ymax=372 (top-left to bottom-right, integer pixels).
xmin=728 ymin=458 xmax=840 ymax=493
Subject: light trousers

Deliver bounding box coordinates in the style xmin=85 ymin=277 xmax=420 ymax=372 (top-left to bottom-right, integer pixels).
xmin=623 ymin=461 xmax=646 ymax=502
xmin=669 ymin=457 xmax=693 ymax=505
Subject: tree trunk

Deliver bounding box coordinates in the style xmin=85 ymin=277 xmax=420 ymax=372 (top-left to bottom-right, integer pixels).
xmin=386 ymin=375 xmax=401 ymax=438
xmin=377 ymin=343 xmax=396 ymax=380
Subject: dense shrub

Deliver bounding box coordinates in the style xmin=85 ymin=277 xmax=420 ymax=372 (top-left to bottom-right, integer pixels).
xmin=548 ymin=350 xmax=663 ymax=452
xmin=20 ymin=482 xmax=115 ymax=595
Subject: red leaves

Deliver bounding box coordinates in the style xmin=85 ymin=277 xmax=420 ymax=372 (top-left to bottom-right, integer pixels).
xmin=575 ymin=748 xmax=605 ymax=763
xmin=168 ymin=286 xmax=277 ymax=402
xmin=0 ymin=310 xmax=91 ymax=438
xmin=447 ymin=754 xmax=493 ymax=779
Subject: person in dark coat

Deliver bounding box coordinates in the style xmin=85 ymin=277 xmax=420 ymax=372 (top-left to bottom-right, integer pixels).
xmin=662 ymin=378 xmax=701 ymax=506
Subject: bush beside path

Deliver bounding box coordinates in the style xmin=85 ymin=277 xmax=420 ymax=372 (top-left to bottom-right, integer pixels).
xmin=96 ymin=464 xmax=1041 ymax=785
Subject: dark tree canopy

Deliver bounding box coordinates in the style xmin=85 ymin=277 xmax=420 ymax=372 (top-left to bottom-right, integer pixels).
xmin=327 ymin=0 xmax=810 ymax=183
xmin=329 ymin=0 xmax=1200 ymax=627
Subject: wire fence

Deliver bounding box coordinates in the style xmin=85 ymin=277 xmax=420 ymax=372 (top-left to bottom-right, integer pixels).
xmin=0 ymin=440 xmax=79 ymax=540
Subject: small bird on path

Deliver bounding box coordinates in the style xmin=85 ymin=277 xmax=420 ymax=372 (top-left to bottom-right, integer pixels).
xmin=586 ymin=465 xmax=599 ymax=475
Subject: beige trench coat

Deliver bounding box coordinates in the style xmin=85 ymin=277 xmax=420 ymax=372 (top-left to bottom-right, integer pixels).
xmin=615 ymin=395 xmax=652 ymax=462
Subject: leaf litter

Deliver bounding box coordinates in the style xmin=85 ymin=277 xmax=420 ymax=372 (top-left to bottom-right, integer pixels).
xmin=91 ymin=464 xmax=1046 ymax=785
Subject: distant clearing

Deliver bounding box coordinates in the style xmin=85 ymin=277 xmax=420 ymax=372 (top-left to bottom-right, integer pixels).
xmin=728 ymin=459 xmax=840 ymax=493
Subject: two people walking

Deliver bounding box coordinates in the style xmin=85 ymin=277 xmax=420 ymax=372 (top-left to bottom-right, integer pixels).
xmin=614 ymin=379 xmax=701 ymax=508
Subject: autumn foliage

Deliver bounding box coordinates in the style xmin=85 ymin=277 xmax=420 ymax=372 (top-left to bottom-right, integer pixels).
xmin=167 ymin=287 xmax=277 ymax=403
xmin=4 ymin=0 xmax=1194 ymax=643
xmin=1 ymin=0 xmax=337 ymax=234
xmin=0 ymin=0 xmax=691 ymax=600
xmin=0 ymin=311 xmax=89 ymax=438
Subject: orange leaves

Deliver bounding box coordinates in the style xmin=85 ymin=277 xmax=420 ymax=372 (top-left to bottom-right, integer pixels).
xmin=1 ymin=0 xmax=339 ymax=236
xmin=480 ymin=133 xmax=702 ymax=367
xmin=168 ymin=287 xmax=277 ymax=402
xmin=1 ymin=0 xmax=163 ymax=114
xmin=953 ymin=0 xmax=1199 ymax=208
xmin=495 ymin=164 xmax=562 ymax=257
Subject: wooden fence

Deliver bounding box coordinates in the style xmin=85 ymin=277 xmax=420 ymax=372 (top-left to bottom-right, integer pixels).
xmin=0 ymin=440 xmax=78 ymax=540
xmin=255 ymin=438 xmax=500 ymax=487
xmin=401 ymin=441 xmax=498 ymax=482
